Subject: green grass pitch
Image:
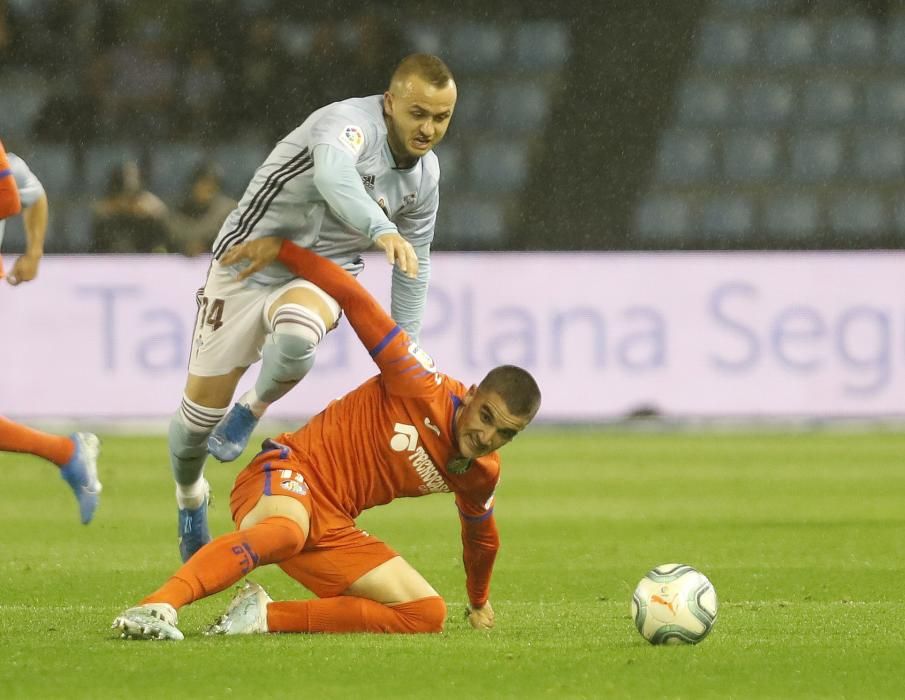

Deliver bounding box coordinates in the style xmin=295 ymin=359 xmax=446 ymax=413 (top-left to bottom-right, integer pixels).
xmin=1 ymin=428 xmax=904 ymax=699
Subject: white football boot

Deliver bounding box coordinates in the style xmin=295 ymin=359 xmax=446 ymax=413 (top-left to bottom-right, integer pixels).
xmin=112 ymin=603 xmax=184 ymax=641
xmin=205 ymin=581 xmax=272 ymax=635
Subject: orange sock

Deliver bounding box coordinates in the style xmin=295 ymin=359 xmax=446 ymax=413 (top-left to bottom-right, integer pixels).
xmin=142 ymin=516 xmax=306 ymax=609
xmin=267 ymin=595 xmax=447 ymax=634
xmin=0 ymin=417 xmax=75 ymax=466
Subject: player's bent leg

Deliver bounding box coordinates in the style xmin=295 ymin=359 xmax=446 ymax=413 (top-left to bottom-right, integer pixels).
xmin=207 ymin=316 xmax=322 ymax=462
xmin=172 ymin=370 xmax=243 ymax=560
xmin=120 ymin=511 xmax=307 ymax=634
xmin=266 ymin=594 xmax=447 ymax=634
xmin=342 ymin=555 xmax=441 ymax=605
xmin=265 ymin=556 xmax=446 ymax=634
xmin=210 ymin=288 xmax=334 ymax=462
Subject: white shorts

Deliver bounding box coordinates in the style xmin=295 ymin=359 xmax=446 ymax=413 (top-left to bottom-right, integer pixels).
xmin=188 ymin=261 xmax=341 ymax=377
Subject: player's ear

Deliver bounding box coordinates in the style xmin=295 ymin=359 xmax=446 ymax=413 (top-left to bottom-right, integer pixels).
xmin=462 ymin=385 xmax=478 ymax=404
xmin=383 ymin=91 xmax=394 ymax=117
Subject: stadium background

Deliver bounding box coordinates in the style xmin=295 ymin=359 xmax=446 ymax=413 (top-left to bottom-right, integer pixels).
xmin=3 ymin=3 xmax=905 ymax=698
xmin=2 ymin=0 xmax=903 ymax=424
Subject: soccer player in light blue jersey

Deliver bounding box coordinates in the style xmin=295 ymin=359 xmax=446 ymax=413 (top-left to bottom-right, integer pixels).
xmin=170 ymin=54 xmax=457 ymax=562
xmin=0 ymin=139 xmax=102 ymax=524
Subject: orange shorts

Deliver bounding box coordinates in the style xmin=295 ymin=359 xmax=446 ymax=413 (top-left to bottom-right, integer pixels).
xmin=230 ymin=440 xmax=398 ymax=598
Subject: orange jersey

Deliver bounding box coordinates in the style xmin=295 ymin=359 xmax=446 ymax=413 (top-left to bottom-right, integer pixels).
xmin=275 ymin=241 xmax=500 ymax=606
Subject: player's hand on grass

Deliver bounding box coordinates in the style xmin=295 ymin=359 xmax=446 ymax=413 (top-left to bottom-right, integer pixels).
xmin=465 ymin=601 xmax=494 ymax=630
xmin=221 ymin=237 xmax=283 ymax=281
xmin=374 ymin=232 xmax=418 ymax=279
xmin=7 ymin=253 xmax=40 ymax=285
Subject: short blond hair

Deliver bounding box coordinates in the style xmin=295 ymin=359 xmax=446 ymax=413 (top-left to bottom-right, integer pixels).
xmin=390 ymin=54 xmax=455 ymax=89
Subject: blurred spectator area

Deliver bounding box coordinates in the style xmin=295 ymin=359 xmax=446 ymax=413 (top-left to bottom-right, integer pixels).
xmin=0 ymin=9 xmax=570 ymax=253
xmin=634 ymin=0 xmax=905 ymax=249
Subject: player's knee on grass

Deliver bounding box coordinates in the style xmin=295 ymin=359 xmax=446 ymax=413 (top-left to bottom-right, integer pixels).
xmin=392 ymin=596 xmax=447 ymax=633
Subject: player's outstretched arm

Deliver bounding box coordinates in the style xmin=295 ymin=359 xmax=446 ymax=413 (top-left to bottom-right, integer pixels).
xmin=275 ymin=239 xmax=398 ymax=350
xmin=222 ymin=236 xmax=397 ymax=352
xmin=8 ymin=192 xmax=48 ymax=285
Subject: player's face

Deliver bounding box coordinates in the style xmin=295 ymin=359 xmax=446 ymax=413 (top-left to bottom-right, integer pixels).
xmin=454 ymin=387 xmax=530 ymax=459
xmin=384 ymin=76 xmax=457 ymax=164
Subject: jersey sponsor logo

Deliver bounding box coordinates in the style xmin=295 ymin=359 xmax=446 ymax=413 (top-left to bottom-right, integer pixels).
xmin=361 ymin=174 xmax=375 ymax=190
xmin=340 ymin=125 xmax=365 ymax=155
xmin=389 ymin=422 xmax=450 ymax=494
xmin=390 ymin=423 xmax=418 ymax=451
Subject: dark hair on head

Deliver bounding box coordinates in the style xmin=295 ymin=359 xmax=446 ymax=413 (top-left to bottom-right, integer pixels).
xmin=478 ymin=365 xmax=541 ymax=421
xmin=391 ymin=53 xmax=455 ymax=88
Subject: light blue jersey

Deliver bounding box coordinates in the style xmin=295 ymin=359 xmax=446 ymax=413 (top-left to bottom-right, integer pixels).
xmin=212 ymin=95 xmax=440 ymax=340
xmin=0 ymin=153 xmax=44 ymax=251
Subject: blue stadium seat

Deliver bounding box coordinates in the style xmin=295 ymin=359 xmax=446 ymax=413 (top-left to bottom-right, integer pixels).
xmin=713 ymin=0 xmax=798 ymax=12
xmin=722 ymin=131 xmax=780 ymax=183
xmin=827 ymin=191 xmax=886 ymax=237
xmin=694 ymin=20 xmax=756 ymax=67
xmin=762 ymin=193 xmax=819 ymax=240
xmin=675 ymin=79 xmax=732 ymax=126
xmin=885 ymin=18 xmax=905 ymax=65
xmin=211 ymin=141 xmax=268 ymax=200
xmin=789 ymin=132 xmax=843 ymax=184
xmin=22 ymin=144 xmax=76 ymax=196
xmin=700 ymin=194 xmax=754 ymax=239
xmin=863 ymin=80 xmax=905 ymax=124
xmin=799 ymin=80 xmax=857 ymax=125
xmin=278 ymin=23 xmax=316 ymax=58
xmin=448 ymin=23 xmax=505 ymax=73
xmin=443 ymin=195 xmax=506 ymax=246
xmin=149 ymin=142 xmax=208 ymax=199
xmin=824 ymin=17 xmax=879 ymax=66
xmin=511 ymin=21 xmax=570 ymax=70
xmin=739 ymin=81 xmax=795 ymax=125
xmin=451 ymin=82 xmax=487 ymax=132
xmin=852 ymin=133 xmax=905 ymax=181
xmin=654 ymin=130 xmax=717 ymax=184
xmin=634 ymin=193 xmax=691 ymax=242
xmin=62 ymin=202 xmax=95 ymax=252
xmin=433 ymin=142 xmax=463 ymax=189
xmin=761 ymin=19 xmax=817 ymax=66
xmin=892 ymin=199 xmax=905 ymax=236
xmin=84 ymin=143 xmax=143 ymax=194
xmin=0 ymin=79 xmax=48 ymax=141
xmin=469 ymin=141 xmax=531 ymax=193
xmin=493 ymin=82 xmax=551 ymax=132
xmin=406 ymin=23 xmax=444 ymax=55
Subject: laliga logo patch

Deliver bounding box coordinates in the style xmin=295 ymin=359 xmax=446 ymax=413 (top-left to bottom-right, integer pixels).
xmin=408 ymin=342 xmax=438 ymax=374
xmin=340 ymin=125 xmax=365 ymax=154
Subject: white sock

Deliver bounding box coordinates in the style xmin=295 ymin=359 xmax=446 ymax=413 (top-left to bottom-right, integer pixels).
xmin=238 ymin=389 xmax=269 ymax=419
xmin=175 ymin=478 xmax=208 ymax=510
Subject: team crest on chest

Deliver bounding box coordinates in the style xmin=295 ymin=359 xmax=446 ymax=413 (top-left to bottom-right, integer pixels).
xmin=361 ymin=174 xmax=375 ymax=190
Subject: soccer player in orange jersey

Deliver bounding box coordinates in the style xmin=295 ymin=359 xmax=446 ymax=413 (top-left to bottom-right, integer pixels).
xmin=112 ymin=237 xmax=540 ymax=639
xmin=0 ymin=138 xmax=102 ymax=524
